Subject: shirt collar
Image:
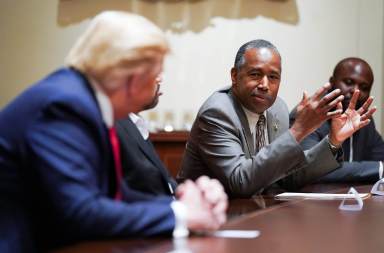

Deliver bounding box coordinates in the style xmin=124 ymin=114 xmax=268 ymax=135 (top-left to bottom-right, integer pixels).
xmin=242 ymin=106 xmax=267 ymax=128
xmin=129 ymin=113 xmax=150 ymax=140
xmin=88 ymin=77 xmax=114 ymax=128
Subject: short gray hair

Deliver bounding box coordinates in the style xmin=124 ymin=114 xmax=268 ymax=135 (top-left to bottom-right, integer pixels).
xmin=234 ymin=39 xmax=280 ymax=70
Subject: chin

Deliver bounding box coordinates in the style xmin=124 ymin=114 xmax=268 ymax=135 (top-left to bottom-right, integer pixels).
xmin=143 ymin=99 xmax=159 ymax=111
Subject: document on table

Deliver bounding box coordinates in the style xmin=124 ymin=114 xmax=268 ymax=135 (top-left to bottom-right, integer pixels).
xmin=211 ymin=230 xmax=260 ymax=239
xmin=275 ymin=192 xmax=370 ymax=201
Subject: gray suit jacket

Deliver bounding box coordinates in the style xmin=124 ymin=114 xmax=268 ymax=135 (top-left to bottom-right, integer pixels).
xmin=177 ymin=87 xmax=341 ymax=197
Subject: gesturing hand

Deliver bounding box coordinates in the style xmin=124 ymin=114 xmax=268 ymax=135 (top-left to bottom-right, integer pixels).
xmin=290 ymin=83 xmax=344 ymax=142
xmin=329 ymin=90 xmax=376 ymax=146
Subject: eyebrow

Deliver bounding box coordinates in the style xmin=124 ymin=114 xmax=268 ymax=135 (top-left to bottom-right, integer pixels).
xmin=246 ymin=67 xmax=281 ymax=75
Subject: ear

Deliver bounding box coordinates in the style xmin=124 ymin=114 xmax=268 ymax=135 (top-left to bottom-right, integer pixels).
xmin=123 ymin=74 xmax=137 ymax=97
xmin=231 ymin=67 xmax=237 ymax=86
xmin=329 ymin=76 xmax=335 ymax=86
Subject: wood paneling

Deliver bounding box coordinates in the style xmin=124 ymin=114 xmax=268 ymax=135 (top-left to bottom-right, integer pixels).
xmin=149 ymin=131 xmax=189 ymax=178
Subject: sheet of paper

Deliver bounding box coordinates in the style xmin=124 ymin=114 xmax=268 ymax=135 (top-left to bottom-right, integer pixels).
xmin=275 ymin=192 xmax=370 ymax=200
xmin=211 ymin=230 xmax=260 ymax=239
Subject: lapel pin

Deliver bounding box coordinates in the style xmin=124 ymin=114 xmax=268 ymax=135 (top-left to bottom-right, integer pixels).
xmin=273 ymin=123 xmax=279 ymax=132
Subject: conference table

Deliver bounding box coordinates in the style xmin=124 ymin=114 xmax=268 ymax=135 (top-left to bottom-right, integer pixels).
xmin=54 ymin=184 xmax=384 ymax=253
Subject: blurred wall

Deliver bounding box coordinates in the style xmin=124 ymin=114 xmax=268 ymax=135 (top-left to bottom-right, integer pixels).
xmin=0 ymin=0 xmax=383 ymax=132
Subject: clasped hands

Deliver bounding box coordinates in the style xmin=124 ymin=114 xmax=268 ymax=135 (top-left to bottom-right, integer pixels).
xmin=291 ymin=83 xmax=376 ymax=145
xmin=176 ymin=175 xmax=228 ymax=233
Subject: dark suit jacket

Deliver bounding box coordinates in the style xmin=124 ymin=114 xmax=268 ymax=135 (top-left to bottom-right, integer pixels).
xmin=178 ymin=88 xmax=341 ymax=198
xmin=290 ymin=107 xmax=384 ymax=183
xmin=116 ymin=117 xmax=177 ymax=196
xmin=0 ymin=68 xmax=175 ymax=253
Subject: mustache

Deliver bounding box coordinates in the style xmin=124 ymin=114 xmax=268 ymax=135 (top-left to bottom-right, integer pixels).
xmin=250 ymin=89 xmax=273 ymax=101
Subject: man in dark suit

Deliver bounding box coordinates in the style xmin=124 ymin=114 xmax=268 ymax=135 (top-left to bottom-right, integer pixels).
xmin=116 ymin=75 xmax=177 ymax=196
xmin=0 ymin=11 xmax=227 ymax=253
xmin=290 ymin=57 xmax=384 ymax=183
xmin=116 ymin=112 xmax=177 ymax=196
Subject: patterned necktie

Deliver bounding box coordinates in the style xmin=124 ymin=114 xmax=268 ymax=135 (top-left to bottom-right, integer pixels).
xmin=255 ymin=114 xmax=266 ymax=152
xmin=109 ymin=127 xmax=123 ymax=201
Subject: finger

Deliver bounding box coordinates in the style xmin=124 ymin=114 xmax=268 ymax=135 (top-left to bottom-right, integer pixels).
xmin=357 ymin=96 xmax=374 ymax=115
xmin=336 ymin=101 xmax=343 ymax=111
xmin=208 ymin=179 xmax=224 ymax=192
xmin=212 ymin=197 xmax=228 ymax=215
xmin=360 ymin=106 xmax=377 ymax=121
xmin=326 ymin=108 xmax=342 ymax=118
xmin=214 ymin=212 xmax=227 ymax=225
xmin=175 ymin=183 xmax=186 ymax=198
xmin=196 ymin=175 xmax=210 ymax=188
xmin=321 ymin=94 xmax=343 ymax=110
xmin=357 ymin=119 xmax=371 ymax=130
xmin=312 ymin=82 xmax=332 ymax=100
xmin=297 ymin=91 xmax=308 ymax=110
xmin=204 ymin=188 xmax=221 ymax=204
xmin=347 ymin=89 xmax=360 ymax=110
xmin=176 ymin=180 xmax=197 ymax=198
xmin=203 ymin=182 xmax=226 ymax=205
xmin=197 ymin=177 xmax=224 ymax=195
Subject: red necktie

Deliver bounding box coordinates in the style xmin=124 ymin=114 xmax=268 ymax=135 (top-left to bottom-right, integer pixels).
xmin=109 ymin=127 xmax=123 ymax=201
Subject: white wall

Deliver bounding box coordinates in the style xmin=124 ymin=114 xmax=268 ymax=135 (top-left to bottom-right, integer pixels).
xmin=0 ymin=0 xmax=383 ymax=133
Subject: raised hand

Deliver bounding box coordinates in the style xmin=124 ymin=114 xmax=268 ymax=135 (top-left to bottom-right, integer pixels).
xmin=290 ymin=83 xmax=344 ymax=142
xmin=329 ymin=90 xmax=376 ymax=146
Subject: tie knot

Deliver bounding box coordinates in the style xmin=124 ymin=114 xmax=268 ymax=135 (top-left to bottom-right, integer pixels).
xmin=257 ymin=114 xmax=266 ymax=126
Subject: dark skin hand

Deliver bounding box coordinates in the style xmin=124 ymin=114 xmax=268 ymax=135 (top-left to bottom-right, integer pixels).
xmin=290 ymin=82 xmax=344 ymax=143
xmin=329 ymin=90 xmax=376 ymax=146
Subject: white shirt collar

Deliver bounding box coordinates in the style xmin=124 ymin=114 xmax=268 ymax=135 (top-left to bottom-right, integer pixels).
xmin=242 ymin=106 xmax=267 ymax=130
xmin=88 ymin=77 xmax=114 ymax=128
xmin=129 ymin=113 xmax=150 ymax=140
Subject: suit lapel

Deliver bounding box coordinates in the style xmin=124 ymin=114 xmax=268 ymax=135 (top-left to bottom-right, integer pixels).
xmin=117 ymin=118 xmax=172 ymax=189
xmin=228 ymin=91 xmax=254 ymax=156
xmin=266 ymin=109 xmax=281 ymax=142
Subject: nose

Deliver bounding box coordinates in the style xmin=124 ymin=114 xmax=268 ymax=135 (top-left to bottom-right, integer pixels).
xmin=156 ymin=74 xmax=163 ymax=85
xmin=348 ymin=84 xmax=359 ymax=96
xmin=257 ymin=75 xmax=269 ymax=90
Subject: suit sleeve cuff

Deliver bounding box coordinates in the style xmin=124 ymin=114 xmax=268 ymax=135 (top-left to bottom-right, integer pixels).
xmin=170 ymin=201 xmax=189 ymax=238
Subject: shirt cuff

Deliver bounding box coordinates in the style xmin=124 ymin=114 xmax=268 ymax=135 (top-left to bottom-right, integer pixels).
xmin=170 ymin=201 xmax=189 ymax=238
xmin=379 ymin=161 xmax=383 ymax=179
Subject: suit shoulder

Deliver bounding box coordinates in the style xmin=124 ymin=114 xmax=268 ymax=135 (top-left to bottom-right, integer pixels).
xmin=269 ymin=96 xmax=289 ymax=115
xmin=198 ymin=88 xmax=232 ymax=114
xmin=273 ymin=96 xmax=288 ymax=109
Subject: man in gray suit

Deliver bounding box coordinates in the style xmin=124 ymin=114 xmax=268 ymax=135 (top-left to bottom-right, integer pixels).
xmin=177 ymin=40 xmax=376 ymax=198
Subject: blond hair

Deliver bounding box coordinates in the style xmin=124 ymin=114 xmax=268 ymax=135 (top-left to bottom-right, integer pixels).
xmin=66 ymin=11 xmax=169 ymax=88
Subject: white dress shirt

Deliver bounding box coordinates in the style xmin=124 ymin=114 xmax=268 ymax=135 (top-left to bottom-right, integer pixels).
xmin=129 ymin=113 xmax=150 ymax=140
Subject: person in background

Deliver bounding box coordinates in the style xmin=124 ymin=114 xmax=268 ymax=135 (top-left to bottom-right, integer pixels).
xmin=177 ymin=39 xmax=376 ymax=198
xmin=290 ymin=57 xmax=383 ymax=183
xmin=116 ymin=75 xmax=178 ymax=196
xmin=0 ymin=11 xmax=227 ymax=253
